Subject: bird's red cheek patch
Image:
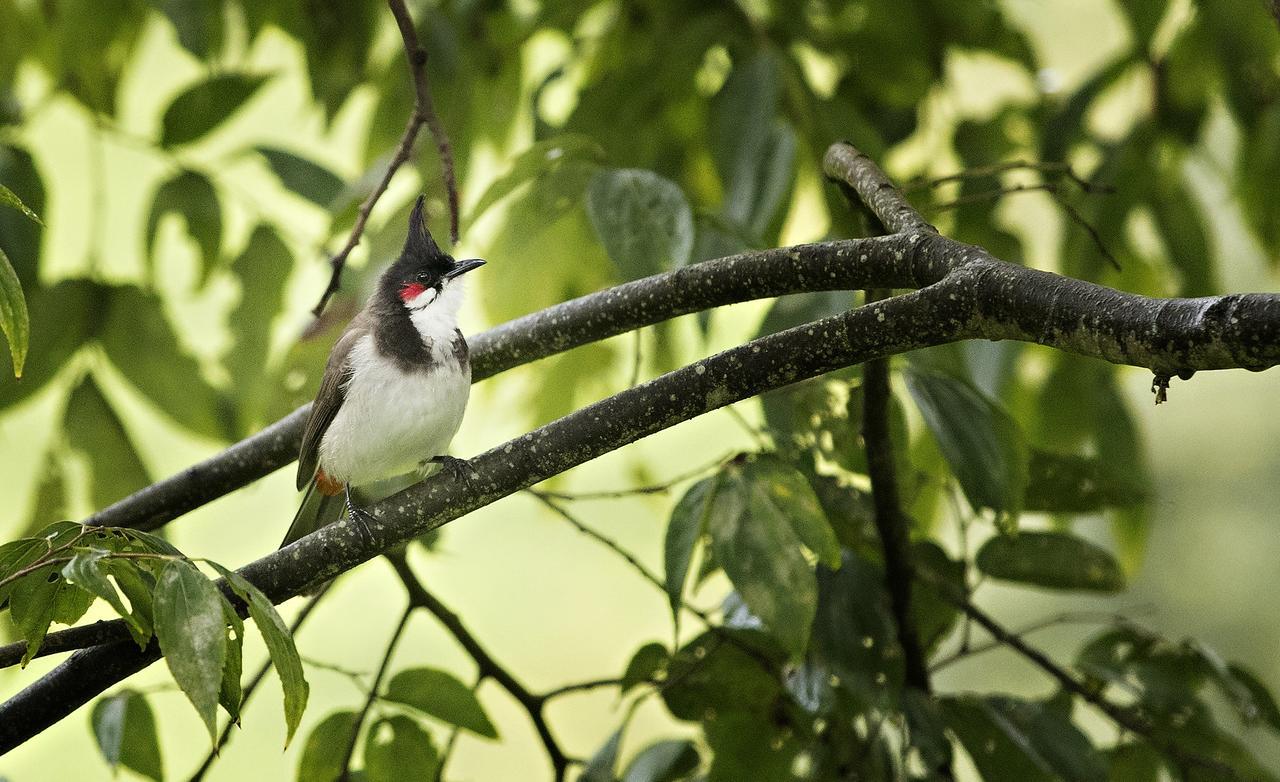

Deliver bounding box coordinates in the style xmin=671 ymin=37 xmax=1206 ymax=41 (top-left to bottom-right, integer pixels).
xmin=398 ymin=282 xmax=427 ymax=302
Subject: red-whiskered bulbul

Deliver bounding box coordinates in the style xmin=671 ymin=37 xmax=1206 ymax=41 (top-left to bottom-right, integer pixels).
xmin=281 ymin=196 xmax=485 ymax=546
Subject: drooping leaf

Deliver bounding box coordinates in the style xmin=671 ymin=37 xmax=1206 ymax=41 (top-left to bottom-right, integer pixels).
xmin=621 ymin=739 xmax=699 ymax=782
xmin=291 ymin=1 xmax=376 ymax=120
xmin=91 ymin=690 xmax=164 ymax=782
xmin=1106 ymin=742 xmax=1164 ymax=781
xmin=210 ymin=563 xmax=309 ymax=745
xmin=227 ymin=224 xmax=293 ymax=433
xmin=810 ymin=551 xmax=903 ymax=705
xmin=664 ymin=475 xmax=718 ymax=622
xmin=586 ymin=168 xmax=694 ymax=280
xmin=154 ymin=0 xmax=224 ymax=59
xmin=107 ymin=560 xmax=156 ymax=648
xmin=705 ymin=711 xmax=802 ymax=782
xmin=384 ymin=668 xmax=498 ymax=738
xmin=65 ymin=375 xmax=152 ymax=510
xmin=100 ymin=286 xmax=229 ymax=441
xmin=0 ymin=246 xmax=28 ymax=376
xmin=976 ymin=531 xmax=1125 ymax=593
xmin=0 ymin=143 xmax=46 ymax=289
xmin=0 ymin=183 xmax=41 ymax=224
xmin=1225 ymin=663 xmax=1280 ymax=732
xmin=255 ymin=147 xmax=344 ymax=208
xmin=297 ymin=710 xmax=357 ymax=782
xmin=8 ymin=563 xmax=61 ymax=665
xmin=144 ymin=170 xmax=223 ymax=281
xmin=703 ymin=455 xmax=839 ymax=656
xmin=51 ymin=579 xmax=94 ymax=625
xmin=364 ymin=715 xmax=439 ymax=782
xmin=160 ymin=72 xmax=269 ymax=147
xmin=906 ymin=369 xmax=1029 ymax=517
xmin=219 ymin=599 xmax=244 ymax=725
xmin=153 ymin=559 xmax=227 ymax=740
xmin=62 ymin=548 xmax=149 ymax=643
xmin=1024 ymin=449 xmax=1146 ymax=513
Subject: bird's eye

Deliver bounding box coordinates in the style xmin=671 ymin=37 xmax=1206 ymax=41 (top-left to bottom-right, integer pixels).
xmin=416 ymin=271 xmax=431 ymax=283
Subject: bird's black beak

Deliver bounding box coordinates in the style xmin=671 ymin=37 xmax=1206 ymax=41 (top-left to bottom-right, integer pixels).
xmin=444 ymin=258 xmax=485 ymax=280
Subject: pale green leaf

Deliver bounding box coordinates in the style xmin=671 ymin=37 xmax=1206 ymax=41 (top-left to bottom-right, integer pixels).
xmin=154 ymin=560 xmax=227 ymax=740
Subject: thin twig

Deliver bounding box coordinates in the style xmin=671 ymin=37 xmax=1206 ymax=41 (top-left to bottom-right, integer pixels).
xmin=929 ymin=609 xmax=1141 ymax=671
xmin=540 ymin=678 xmax=624 ymax=701
xmin=339 ymin=605 xmax=413 ymax=781
xmin=311 ymin=0 xmax=458 ymax=318
xmin=529 ymin=454 xmax=726 ymax=502
xmin=188 ymin=585 xmax=331 ymax=782
xmin=905 ymin=159 xmax=1112 ymax=195
xmin=526 ymin=492 xmax=666 ymax=594
xmin=384 ymin=551 xmax=570 ymax=782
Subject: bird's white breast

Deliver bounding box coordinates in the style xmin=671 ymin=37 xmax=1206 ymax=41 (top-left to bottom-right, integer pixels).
xmin=319 ymin=318 xmax=470 ymax=487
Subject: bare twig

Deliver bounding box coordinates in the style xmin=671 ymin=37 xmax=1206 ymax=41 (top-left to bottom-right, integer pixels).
xmin=311 ymin=0 xmax=458 ymax=318
xmin=384 ymin=551 xmax=570 ymax=782
xmin=905 ymin=159 xmax=1112 ymax=195
xmin=339 ymin=605 xmax=413 ymax=781
xmin=529 ymin=454 xmax=725 ymax=502
xmin=540 ymin=678 xmax=624 ymax=701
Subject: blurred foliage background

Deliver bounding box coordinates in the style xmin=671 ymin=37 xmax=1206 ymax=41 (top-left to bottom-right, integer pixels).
xmin=1 ymin=0 xmax=1280 ymax=779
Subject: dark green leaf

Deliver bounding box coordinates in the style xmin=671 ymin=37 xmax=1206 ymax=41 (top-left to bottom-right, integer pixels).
xmin=1151 ymin=171 xmax=1215 ymax=295
xmin=904 ymin=689 xmax=952 ymax=774
xmin=107 ymin=559 xmax=155 ymax=647
xmin=0 ymin=246 xmax=28 ymax=376
xmin=256 ymin=147 xmax=344 ymax=208
xmin=977 ymin=531 xmax=1125 ymax=592
xmin=25 ymin=449 xmax=68 ymax=532
xmin=144 ymin=170 xmax=222 ymax=281
xmin=154 ymin=559 xmax=226 ymax=739
xmin=1226 ymin=663 xmax=1280 ymax=732
xmin=160 ymin=73 xmax=269 ymax=147
xmin=65 ymin=375 xmax=152 ymax=509
xmin=364 ymin=715 xmax=438 ymax=782
xmin=586 ymin=168 xmax=694 ymax=279
xmin=0 ymin=144 xmax=46 ymax=289
xmin=664 ymin=475 xmax=718 ymax=622
xmin=467 ymin=135 xmax=605 ymax=223
xmin=906 ymin=369 xmax=1029 ymax=517
xmin=384 ymin=668 xmax=498 ymax=738
xmin=62 ymin=548 xmax=149 ymax=641
xmin=1237 ymin=104 xmax=1280 ymax=259
xmin=219 ymin=599 xmax=244 ymax=724
xmin=292 ymin=2 xmax=375 ymax=120
xmin=8 ymin=563 xmax=60 ymax=666
xmin=621 ymin=642 xmax=668 ymax=694
xmin=622 ymin=739 xmax=699 ymax=782
xmin=297 ymin=710 xmax=357 ymax=782
xmin=705 ymin=455 xmax=839 ymax=655
xmin=942 ymin=694 xmax=1103 ymax=781
xmin=100 ymin=286 xmax=229 ymax=441
xmin=911 ymin=541 xmax=964 ymax=653
xmin=91 ymin=690 xmax=163 ymax=782
xmin=1120 ymin=0 xmax=1167 ymax=44
xmin=0 ymin=183 xmax=41 ymax=224
xmin=661 ymin=629 xmax=784 ymax=721
xmin=51 ymin=579 xmax=94 ymax=625
xmin=227 ymin=224 xmax=293 ymax=433
xmin=1107 ymin=742 xmax=1164 ymax=781
xmin=811 ymin=551 xmax=903 ymax=704
xmin=210 ymin=563 xmax=309 ymax=745
xmin=580 ymin=725 xmax=624 ymax=782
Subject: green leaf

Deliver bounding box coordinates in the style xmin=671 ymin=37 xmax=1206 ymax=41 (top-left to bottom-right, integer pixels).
xmin=100 ymin=286 xmax=229 ymax=441
xmin=292 ymin=2 xmax=376 ymax=120
xmin=664 ymin=475 xmax=718 ymax=622
xmin=210 ymin=563 xmax=309 ymax=745
xmin=8 ymin=563 xmax=60 ymax=666
xmin=1226 ymin=663 xmax=1280 ymax=732
xmin=703 ymin=455 xmax=839 ymax=656
xmin=227 ymin=224 xmax=293 ymax=433
xmin=384 ymin=668 xmax=498 ymax=739
xmin=91 ymin=690 xmax=164 ymax=782
xmin=65 ymin=375 xmax=152 ymax=509
xmin=160 ymin=73 xmax=269 ymax=147
xmin=0 ymin=144 xmax=47 ymax=289
xmin=0 ymin=246 xmax=28 ymax=377
xmin=153 ymin=559 xmax=227 ymax=740
xmin=0 ymin=182 xmax=41 ymax=224
xmin=705 ymin=712 xmax=802 ymax=782
xmin=942 ymin=694 xmax=1104 ymax=782
xmin=62 ymin=548 xmax=152 ymax=643
xmin=1106 ymin=742 xmax=1164 ymax=781
xmin=1151 ymin=170 xmax=1215 ymax=295
xmin=219 ymin=598 xmax=244 ymax=724
xmin=811 ymin=552 xmax=903 ymax=704
xmin=976 ymin=531 xmax=1125 ymax=592
xmin=108 ymin=560 xmax=156 ymax=648
xmin=911 ymin=542 xmax=965 ymax=654
xmin=580 ymin=725 xmax=625 ymax=782
xmin=622 ymin=740 xmax=699 ymax=782
xmin=905 ymin=369 xmax=1029 ymax=517
xmin=52 ymin=579 xmax=94 ymax=625
xmin=297 ymin=710 xmax=357 ymax=782
xmin=586 ymin=168 xmax=694 ymax=279
xmin=621 ymin=642 xmax=669 ymax=694
xmin=144 ymin=170 xmax=223 ymax=281
xmin=255 ymin=147 xmax=344 ymax=208
xmin=364 ymin=715 xmax=438 ymax=782
xmin=661 ymin=629 xmax=784 ymax=721
xmin=154 ymin=0 xmax=224 ymax=59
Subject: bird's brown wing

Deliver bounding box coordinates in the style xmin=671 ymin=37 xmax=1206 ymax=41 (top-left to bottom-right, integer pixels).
xmin=296 ymin=320 xmax=367 ymax=490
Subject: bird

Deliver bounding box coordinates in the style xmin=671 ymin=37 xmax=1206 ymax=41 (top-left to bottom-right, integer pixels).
xmin=281 ymin=196 xmax=484 ymax=547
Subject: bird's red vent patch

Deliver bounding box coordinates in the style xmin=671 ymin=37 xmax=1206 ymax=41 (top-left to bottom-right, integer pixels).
xmin=398 ymin=282 xmax=427 ymax=301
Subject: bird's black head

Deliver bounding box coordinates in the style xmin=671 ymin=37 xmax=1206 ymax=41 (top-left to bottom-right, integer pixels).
xmin=382 ymin=196 xmax=484 ymax=308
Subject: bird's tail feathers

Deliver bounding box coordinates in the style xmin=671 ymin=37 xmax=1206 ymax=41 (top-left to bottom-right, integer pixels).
xmin=281 ymin=479 xmax=345 ymax=548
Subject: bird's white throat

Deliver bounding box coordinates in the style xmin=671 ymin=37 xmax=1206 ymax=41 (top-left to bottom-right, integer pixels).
xmin=405 ymin=278 xmax=466 ymax=349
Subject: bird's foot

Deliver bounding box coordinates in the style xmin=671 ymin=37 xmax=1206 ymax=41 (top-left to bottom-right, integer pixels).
xmin=430 ymin=455 xmax=477 ymax=489
xmin=344 ymin=487 xmax=377 ymax=546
